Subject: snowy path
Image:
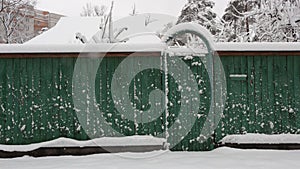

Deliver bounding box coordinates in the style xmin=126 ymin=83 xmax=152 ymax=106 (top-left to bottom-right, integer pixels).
xmin=1 ymin=148 xmax=300 ymax=169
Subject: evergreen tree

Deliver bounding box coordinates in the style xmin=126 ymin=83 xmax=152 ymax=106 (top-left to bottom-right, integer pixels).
xmin=177 ymin=0 xmax=220 ymax=36
xmin=220 ymin=0 xmax=260 ymax=42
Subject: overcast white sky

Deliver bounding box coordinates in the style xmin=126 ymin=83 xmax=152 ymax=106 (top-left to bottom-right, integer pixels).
xmin=36 ymin=0 xmax=230 ymax=19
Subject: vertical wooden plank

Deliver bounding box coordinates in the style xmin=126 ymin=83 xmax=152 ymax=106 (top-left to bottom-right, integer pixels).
xmin=94 ymin=56 xmax=108 ymax=138
xmin=215 ymin=57 xmax=226 ymax=143
xmin=94 ymin=57 xmax=103 ymax=138
xmin=261 ymin=56 xmax=270 ymax=134
xmin=112 ymin=57 xmax=121 ymax=136
xmin=193 ymin=55 xmax=204 ymax=151
xmin=179 ymin=55 xmax=190 ymax=151
xmin=0 ymin=58 xmax=6 ymax=144
xmin=247 ymin=56 xmax=255 ymax=133
xmin=281 ymin=56 xmax=289 ymax=133
xmin=106 ymin=57 xmax=117 ymax=136
xmin=18 ymin=58 xmax=29 ymax=144
xmin=72 ymin=57 xmax=82 ymax=139
xmin=139 ymin=56 xmax=153 ymax=136
xmin=42 ymin=58 xmax=58 ymax=140
xmin=38 ymin=58 xmax=50 ymax=141
xmin=62 ymin=58 xmax=75 ymax=138
xmin=228 ymin=56 xmax=237 ymax=134
xmin=76 ymin=57 xmax=91 ymax=140
xmin=51 ymin=58 xmax=61 ymax=139
xmin=287 ymin=56 xmax=296 ymax=133
xmin=199 ymin=54 xmax=213 ymax=150
xmin=254 ymin=56 xmax=263 ymax=133
xmin=240 ymin=56 xmax=248 ymax=134
xmin=81 ymin=57 xmax=92 ymax=139
xmin=56 ymin=58 xmax=65 ymax=138
xmin=57 ymin=58 xmax=67 ymax=138
xmin=188 ymin=56 xmax=198 ymax=151
xmin=12 ymin=58 xmax=22 ymax=144
xmin=29 ymin=58 xmax=40 ymax=143
xmin=98 ymin=57 xmax=108 ymax=137
xmin=90 ymin=57 xmax=101 ymax=139
xmin=5 ymin=59 xmax=15 ymax=144
xmin=294 ymin=57 xmax=300 ymax=132
xmin=128 ymin=56 xmax=136 ymax=135
xmin=146 ymin=62 xmax=156 ymax=136
xmin=267 ymin=56 xmax=275 ymax=134
xmin=233 ymin=56 xmax=243 ymax=134
xmin=25 ymin=58 xmax=34 ymax=143
xmin=273 ymin=56 xmax=283 ymax=133
xmin=219 ymin=56 xmax=231 ymax=138
xmin=152 ymin=56 xmax=164 ymax=139
xmin=134 ymin=56 xmax=143 ymax=135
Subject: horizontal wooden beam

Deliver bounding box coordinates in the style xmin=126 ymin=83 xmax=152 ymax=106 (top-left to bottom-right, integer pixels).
xmin=1 ymin=51 xmax=300 ymax=58
xmin=0 ymin=145 xmax=164 ymax=158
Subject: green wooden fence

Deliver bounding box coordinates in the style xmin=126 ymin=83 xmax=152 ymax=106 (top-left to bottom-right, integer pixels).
xmin=0 ymin=51 xmax=299 ymax=151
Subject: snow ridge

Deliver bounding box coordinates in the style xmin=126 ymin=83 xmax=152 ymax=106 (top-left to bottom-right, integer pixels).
xmin=0 ymin=136 xmax=166 ymax=152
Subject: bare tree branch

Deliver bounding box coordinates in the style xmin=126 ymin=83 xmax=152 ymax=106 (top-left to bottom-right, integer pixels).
xmin=0 ymin=0 xmax=35 ymax=43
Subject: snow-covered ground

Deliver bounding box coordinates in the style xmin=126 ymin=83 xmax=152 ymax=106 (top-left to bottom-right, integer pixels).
xmin=1 ymin=148 xmax=300 ymax=169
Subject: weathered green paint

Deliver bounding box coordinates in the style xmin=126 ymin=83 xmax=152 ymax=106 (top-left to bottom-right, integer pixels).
xmin=0 ymin=54 xmax=299 ymax=152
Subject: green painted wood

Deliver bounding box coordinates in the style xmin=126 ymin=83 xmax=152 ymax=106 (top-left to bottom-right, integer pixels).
xmin=287 ymin=56 xmax=296 ymax=133
xmin=5 ymin=59 xmax=16 ymax=144
xmin=274 ymin=56 xmax=284 ymax=133
xmin=254 ymin=56 xmax=263 ymax=133
xmin=267 ymin=56 xmax=275 ymax=134
xmin=261 ymin=56 xmax=269 ymax=133
xmin=247 ymin=56 xmax=256 ymax=133
xmin=25 ymin=58 xmax=34 ymax=143
xmin=233 ymin=56 xmax=242 ymax=134
xmin=0 ymin=53 xmax=299 ymax=152
xmin=294 ymin=57 xmax=300 ymax=133
xmin=241 ymin=56 xmax=248 ymax=134
xmin=19 ymin=58 xmax=29 ymax=143
xmin=228 ymin=56 xmax=237 ymax=134
xmin=0 ymin=59 xmax=6 ymax=144
xmin=51 ymin=58 xmax=62 ymax=140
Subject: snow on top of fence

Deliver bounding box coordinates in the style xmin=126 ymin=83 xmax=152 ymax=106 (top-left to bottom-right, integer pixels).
xmin=0 ymin=136 xmax=166 ymax=152
xmin=0 ymin=43 xmax=166 ymax=53
xmin=1 ymin=42 xmax=300 ymax=54
xmin=215 ymin=42 xmax=300 ymax=51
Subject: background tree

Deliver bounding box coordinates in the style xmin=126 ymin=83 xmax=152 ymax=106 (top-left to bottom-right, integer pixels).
xmin=177 ymin=0 xmax=221 ymax=36
xmin=220 ymin=0 xmax=260 ymax=42
xmin=219 ymin=0 xmax=300 ymax=42
xmin=80 ymin=2 xmax=107 ymax=17
xmin=254 ymin=0 xmax=300 ymax=42
xmin=0 ymin=0 xmax=35 ymax=43
xmin=129 ymin=3 xmax=137 ymax=16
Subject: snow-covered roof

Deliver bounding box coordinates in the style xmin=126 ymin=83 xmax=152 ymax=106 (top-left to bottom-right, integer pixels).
xmin=26 ymin=17 xmax=101 ymax=44
xmin=26 ymin=14 xmax=177 ymax=44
